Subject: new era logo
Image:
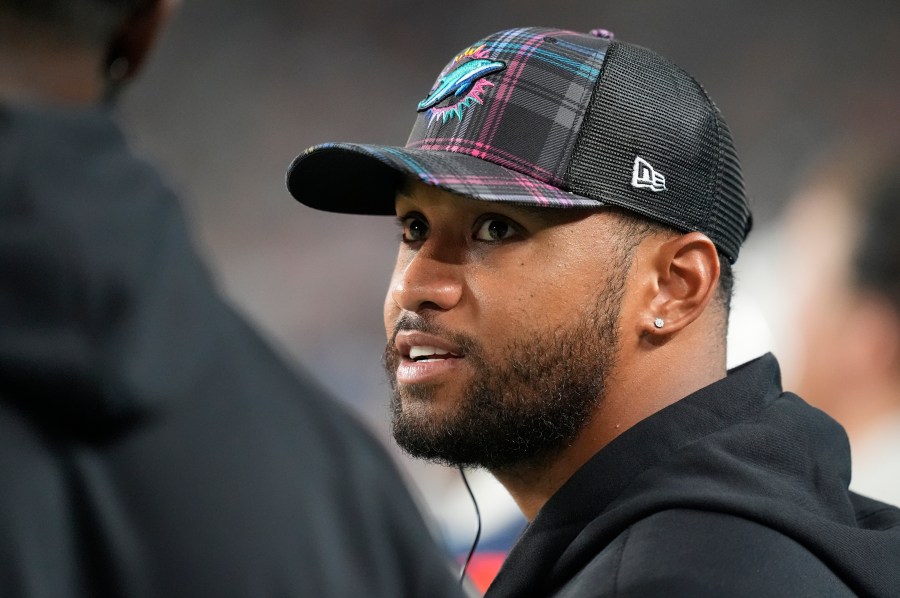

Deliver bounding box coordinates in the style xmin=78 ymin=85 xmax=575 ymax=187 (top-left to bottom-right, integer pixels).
xmin=631 ymin=156 xmax=666 ymax=192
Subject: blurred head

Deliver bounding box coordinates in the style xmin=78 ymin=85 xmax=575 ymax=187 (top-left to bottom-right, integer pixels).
xmin=786 ymin=143 xmax=900 ymax=434
xmin=0 ymin=0 xmax=179 ymax=105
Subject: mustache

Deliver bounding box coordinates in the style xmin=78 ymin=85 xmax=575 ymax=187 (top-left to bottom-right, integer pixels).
xmin=382 ymin=313 xmax=483 ymax=393
xmin=389 ymin=312 xmax=432 ymax=343
xmin=387 ymin=313 xmax=482 ymax=358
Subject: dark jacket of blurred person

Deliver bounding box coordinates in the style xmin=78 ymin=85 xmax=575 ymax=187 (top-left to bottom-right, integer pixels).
xmin=0 ymin=1 xmax=463 ymax=596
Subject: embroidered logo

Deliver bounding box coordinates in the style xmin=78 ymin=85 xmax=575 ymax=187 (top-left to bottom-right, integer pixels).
xmin=417 ymin=46 xmax=505 ymax=124
xmin=631 ymin=156 xmax=666 ymax=192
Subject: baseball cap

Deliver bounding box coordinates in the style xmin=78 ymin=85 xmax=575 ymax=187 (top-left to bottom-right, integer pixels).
xmin=286 ymin=27 xmax=752 ymax=262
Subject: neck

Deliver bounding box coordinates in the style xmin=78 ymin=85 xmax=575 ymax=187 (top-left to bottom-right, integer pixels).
xmin=0 ymin=19 xmax=105 ymax=107
xmin=494 ymin=335 xmax=726 ymax=521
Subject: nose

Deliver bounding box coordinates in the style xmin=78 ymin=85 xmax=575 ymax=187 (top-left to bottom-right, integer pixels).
xmin=388 ymin=245 xmax=464 ymax=313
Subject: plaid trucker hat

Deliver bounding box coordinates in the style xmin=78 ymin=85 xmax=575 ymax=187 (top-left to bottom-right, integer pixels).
xmin=286 ymin=27 xmax=752 ymax=262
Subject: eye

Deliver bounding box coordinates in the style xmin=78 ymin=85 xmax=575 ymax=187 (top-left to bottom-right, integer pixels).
xmin=473 ymin=217 xmax=516 ymax=242
xmin=400 ymin=214 xmax=429 ymax=243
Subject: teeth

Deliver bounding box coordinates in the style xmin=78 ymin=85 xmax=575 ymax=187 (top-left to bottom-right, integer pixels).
xmin=410 ymin=346 xmax=451 ymax=360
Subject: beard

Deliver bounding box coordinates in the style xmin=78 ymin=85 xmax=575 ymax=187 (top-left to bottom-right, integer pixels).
xmin=383 ymin=269 xmax=626 ymax=472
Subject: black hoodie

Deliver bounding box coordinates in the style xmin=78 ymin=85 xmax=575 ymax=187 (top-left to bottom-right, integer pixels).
xmin=0 ymin=105 xmax=463 ymax=598
xmin=487 ymin=355 xmax=900 ymax=597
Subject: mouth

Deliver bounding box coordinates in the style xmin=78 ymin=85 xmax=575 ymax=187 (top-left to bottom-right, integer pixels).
xmin=392 ymin=330 xmax=466 ymax=384
xmin=408 ymin=345 xmax=462 ymax=362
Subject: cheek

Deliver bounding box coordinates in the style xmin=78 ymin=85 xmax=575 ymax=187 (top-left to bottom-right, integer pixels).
xmin=470 ymin=260 xmax=537 ymax=318
xmin=383 ymin=267 xmax=404 ymax=337
xmin=383 ymin=293 xmax=395 ymax=338
xmin=474 ymin=260 xmax=604 ymax=332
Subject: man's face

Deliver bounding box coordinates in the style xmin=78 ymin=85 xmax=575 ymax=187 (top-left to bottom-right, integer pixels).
xmin=382 ymin=181 xmax=633 ymax=471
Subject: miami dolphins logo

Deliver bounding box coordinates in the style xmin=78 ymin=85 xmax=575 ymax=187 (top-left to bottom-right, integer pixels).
xmin=417 ymin=46 xmax=505 ymax=124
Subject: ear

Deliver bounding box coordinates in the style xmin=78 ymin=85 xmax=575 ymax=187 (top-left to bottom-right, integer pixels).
xmin=641 ymin=232 xmax=720 ymax=337
xmin=105 ymin=0 xmax=180 ymax=82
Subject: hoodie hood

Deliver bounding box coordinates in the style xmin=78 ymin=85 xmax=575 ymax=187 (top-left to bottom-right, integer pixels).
xmin=0 ymin=104 xmax=223 ymax=435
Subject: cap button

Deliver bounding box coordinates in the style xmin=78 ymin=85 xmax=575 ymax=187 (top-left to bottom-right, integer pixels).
xmin=589 ymin=28 xmax=614 ymax=39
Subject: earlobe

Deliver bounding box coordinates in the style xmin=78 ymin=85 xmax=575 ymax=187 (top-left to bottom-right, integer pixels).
xmin=644 ymin=232 xmax=719 ymax=336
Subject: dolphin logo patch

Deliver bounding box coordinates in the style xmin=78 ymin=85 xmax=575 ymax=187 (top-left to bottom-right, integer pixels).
xmin=417 ymin=58 xmax=506 ymax=121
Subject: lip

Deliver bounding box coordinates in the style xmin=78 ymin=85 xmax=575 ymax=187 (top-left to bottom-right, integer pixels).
xmin=393 ymin=330 xmax=465 ymax=385
xmin=394 ymin=331 xmax=464 ymax=358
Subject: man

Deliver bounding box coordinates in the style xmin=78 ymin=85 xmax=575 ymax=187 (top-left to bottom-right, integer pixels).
xmin=0 ymin=1 xmax=462 ymax=596
xmin=287 ymin=27 xmax=900 ymax=596
xmin=783 ymin=143 xmax=900 ymax=506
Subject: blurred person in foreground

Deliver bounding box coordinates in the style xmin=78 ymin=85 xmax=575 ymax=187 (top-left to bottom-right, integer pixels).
xmin=784 ymin=143 xmax=900 ymax=506
xmin=286 ymin=27 xmax=900 ymax=596
xmin=0 ymin=1 xmax=463 ymax=596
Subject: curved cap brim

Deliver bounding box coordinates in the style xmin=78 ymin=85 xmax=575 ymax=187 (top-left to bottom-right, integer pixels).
xmin=286 ymin=143 xmax=604 ymax=215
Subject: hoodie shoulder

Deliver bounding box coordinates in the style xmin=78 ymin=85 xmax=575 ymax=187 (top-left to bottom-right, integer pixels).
xmin=556 ymin=509 xmax=855 ymax=598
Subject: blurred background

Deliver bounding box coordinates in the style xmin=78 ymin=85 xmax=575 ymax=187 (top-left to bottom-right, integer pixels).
xmin=117 ymin=0 xmax=900 ymax=585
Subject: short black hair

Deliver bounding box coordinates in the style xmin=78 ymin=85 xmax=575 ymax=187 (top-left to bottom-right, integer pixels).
xmin=853 ymin=165 xmax=900 ymax=312
xmin=0 ymin=0 xmax=145 ymax=45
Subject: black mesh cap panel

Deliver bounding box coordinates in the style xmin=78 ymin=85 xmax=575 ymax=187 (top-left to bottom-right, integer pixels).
xmin=713 ymin=113 xmax=753 ymax=259
xmin=565 ymin=41 xmax=750 ymax=262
